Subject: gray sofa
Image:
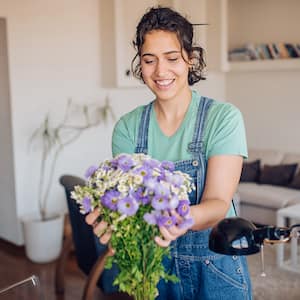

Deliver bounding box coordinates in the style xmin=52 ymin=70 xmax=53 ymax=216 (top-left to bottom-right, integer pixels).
xmin=237 ymin=149 xmax=300 ymax=225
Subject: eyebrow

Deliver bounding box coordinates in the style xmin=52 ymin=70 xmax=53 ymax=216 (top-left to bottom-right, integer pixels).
xmin=141 ymin=50 xmax=181 ymax=57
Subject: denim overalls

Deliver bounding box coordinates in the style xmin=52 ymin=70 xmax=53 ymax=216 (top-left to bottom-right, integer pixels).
xmin=135 ymin=96 xmax=253 ymax=300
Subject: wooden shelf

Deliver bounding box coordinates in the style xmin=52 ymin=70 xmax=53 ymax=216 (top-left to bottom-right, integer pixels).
xmin=220 ymin=0 xmax=300 ymax=73
xmin=226 ymin=58 xmax=300 ymax=72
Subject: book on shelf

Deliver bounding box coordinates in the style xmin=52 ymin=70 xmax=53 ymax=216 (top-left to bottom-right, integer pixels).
xmin=267 ymin=43 xmax=280 ymax=59
xmin=295 ymin=44 xmax=300 ymax=57
xmin=228 ymin=47 xmax=252 ymax=61
xmin=228 ymin=42 xmax=300 ymax=62
xmin=276 ymin=43 xmax=291 ymax=59
xmin=285 ymin=43 xmax=299 ymax=58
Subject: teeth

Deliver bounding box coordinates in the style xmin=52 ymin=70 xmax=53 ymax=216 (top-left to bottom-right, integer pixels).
xmin=156 ymin=79 xmax=173 ymax=86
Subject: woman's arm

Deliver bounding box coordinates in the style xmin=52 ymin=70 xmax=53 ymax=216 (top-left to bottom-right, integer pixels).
xmin=191 ymin=154 xmax=243 ymax=230
xmin=155 ymin=154 xmax=243 ymax=247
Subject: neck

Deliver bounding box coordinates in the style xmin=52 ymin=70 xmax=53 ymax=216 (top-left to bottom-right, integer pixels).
xmin=153 ymin=89 xmax=192 ymax=137
xmin=154 ymin=89 xmax=192 ymax=121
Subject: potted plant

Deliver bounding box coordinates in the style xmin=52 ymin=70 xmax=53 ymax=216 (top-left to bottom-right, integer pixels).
xmin=22 ymin=97 xmax=115 ymax=263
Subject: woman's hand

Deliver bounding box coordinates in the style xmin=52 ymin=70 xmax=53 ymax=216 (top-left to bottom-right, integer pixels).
xmin=155 ymin=225 xmax=188 ymax=247
xmin=85 ymin=209 xmax=112 ymax=245
xmin=154 ymin=209 xmax=193 ymax=247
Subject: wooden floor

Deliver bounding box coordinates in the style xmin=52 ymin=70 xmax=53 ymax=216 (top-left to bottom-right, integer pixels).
xmin=0 ymin=238 xmax=101 ymax=300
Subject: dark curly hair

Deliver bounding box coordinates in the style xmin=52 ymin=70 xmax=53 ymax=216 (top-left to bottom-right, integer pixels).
xmin=131 ymin=6 xmax=206 ymax=85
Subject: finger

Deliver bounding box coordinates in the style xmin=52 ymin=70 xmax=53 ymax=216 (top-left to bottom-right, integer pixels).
xmin=154 ymin=236 xmax=170 ymax=248
xmin=107 ymin=246 xmax=115 ymax=257
xmin=168 ymin=225 xmax=183 ymax=236
xmin=170 ymin=209 xmax=183 ymax=223
xmin=100 ymin=229 xmax=112 ymax=244
xmin=85 ymin=208 xmax=100 ymax=225
xmin=93 ymin=221 xmax=108 ymax=237
xmin=159 ymin=226 xmax=177 ymax=241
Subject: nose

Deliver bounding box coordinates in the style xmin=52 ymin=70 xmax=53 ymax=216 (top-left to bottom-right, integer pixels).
xmin=155 ymin=59 xmax=168 ymax=77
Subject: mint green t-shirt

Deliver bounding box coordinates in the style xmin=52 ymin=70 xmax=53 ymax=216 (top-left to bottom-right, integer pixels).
xmin=112 ymin=90 xmax=248 ymax=217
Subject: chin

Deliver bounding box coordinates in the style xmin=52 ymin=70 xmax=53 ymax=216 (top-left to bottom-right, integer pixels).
xmin=154 ymin=91 xmax=177 ymax=102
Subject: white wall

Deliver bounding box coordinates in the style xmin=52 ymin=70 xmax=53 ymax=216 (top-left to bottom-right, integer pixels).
xmin=227 ymin=71 xmax=300 ymax=153
xmin=0 ymin=18 xmax=18 ymax=246
xmin=0 ymin=0 xmax=153 ymax=244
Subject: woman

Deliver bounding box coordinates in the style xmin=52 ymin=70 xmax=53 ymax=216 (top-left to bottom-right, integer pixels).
xmin=86 ymin=6 xmax=252 ymax=299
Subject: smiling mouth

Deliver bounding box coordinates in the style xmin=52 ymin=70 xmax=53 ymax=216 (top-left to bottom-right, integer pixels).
xmin=155 ymin=79 xmax=175 ymax=88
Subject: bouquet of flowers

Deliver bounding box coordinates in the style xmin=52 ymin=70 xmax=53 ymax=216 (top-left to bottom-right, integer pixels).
xmin=71 ymin=153 xmax=195 ymax=300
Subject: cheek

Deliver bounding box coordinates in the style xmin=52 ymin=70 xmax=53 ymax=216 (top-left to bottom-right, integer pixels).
xmin=141 ymin=65 xmax=153 ymax=80
xmin=175 ymin=63 xmax=190 ymax=77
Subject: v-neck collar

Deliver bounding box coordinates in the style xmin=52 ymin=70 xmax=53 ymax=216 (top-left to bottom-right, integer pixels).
xmin=151 ymin=91 xmax=197 ymax=139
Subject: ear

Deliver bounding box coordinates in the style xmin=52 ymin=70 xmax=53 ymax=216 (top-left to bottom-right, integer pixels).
xmin=188 ymin=52 xmax=194 ymax=67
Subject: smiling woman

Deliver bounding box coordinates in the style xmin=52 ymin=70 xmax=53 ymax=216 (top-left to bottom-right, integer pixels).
xmin=85 ymin=6 xmax=252 ymax=300
xmin=140 ymin=30 xmax=191 ymax=106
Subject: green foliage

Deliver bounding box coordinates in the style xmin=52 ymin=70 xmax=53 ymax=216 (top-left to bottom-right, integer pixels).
xmin=29 ymin=98 xmax=114 ymax=220
xmin=102 ymin=205 xmax=178 ymax=300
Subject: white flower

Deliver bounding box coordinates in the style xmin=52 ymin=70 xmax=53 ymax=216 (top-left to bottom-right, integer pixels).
xmin=117 ymin=183 xmax=129 ymax=194
xmin=133 ymin=174 xmax=143 ymax=185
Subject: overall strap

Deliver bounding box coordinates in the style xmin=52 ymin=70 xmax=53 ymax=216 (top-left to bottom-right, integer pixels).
xmin=187 ymin=96 xmax=213 ymax=156
xmin=134 ymin=102 xmax=153 ymax=154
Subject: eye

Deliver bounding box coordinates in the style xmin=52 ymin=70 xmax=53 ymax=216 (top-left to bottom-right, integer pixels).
xmin=142 ymin=57 xmax=156 ymax=65
xmin=144 ymin=60 xmax=154 ymax=64
xmin=168 ymin=57 xmax=178 ymax=62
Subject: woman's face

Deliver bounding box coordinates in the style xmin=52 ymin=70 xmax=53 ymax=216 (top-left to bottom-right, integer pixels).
xmin=140 ymin=30 xmax=191 ymax=102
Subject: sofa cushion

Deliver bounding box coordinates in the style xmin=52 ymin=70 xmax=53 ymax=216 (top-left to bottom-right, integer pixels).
xmin=259 ymin=164 xmax=297 ymax=186
xmin=248 ymin=149 xmax=284 ymax=166
xmin=289 ymin=172 xmax=300 ymax=190
xmin=238 ymin=182 xmax=300 ymax=209
xmin=282 ymin=153 xmax=300 ymax=173
xmin=240 ymin=160 xmax=260 ymax=182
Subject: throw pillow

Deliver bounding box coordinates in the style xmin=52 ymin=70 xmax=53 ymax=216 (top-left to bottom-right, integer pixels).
xmin=240 ymin=160 xmax=260 ymax=182
xmin=259 ymin=163 xmax=298 ymax=186
xmin=288 ymin=171 xmax=300 ymax=189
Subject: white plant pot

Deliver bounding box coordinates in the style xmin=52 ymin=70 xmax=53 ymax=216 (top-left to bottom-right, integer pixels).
xmin=22 ymin=214 xmax=64 ymax=263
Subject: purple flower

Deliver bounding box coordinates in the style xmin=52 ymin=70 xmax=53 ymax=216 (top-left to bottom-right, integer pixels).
xmin=82 ymin=196 xmax=92 ymax=213
xmin=176 ymin=200 xmax=190 ymax=217
xmin=143 ymin=158 xmax=160 ymax=169
xmin=101 ymin=190 xmax=120 ymax=211
xmin=154 ymin=183 xmax=170 ymax=199
xmin=117 ymin=154 xmax=134 ymax=172
xmin=143 ymin=212 xmax=157 ymax=225
xmin=134 ymin=165 xmax=151 ymax=179
xmin=144 ymin=177 xmax=158 ymax=192
xmin=117 ymin=196 xmax=139 ymax=216
xmin=102 ymin=163 xmax=110 ymax=171
xmin=110 ymin=158 xmax=119 ymax=169
xmin=157 ymin=215 xmax=177 ymax=228
xmin=85 ymin=165 xmax=98 ymax=178
xmin=161 ymin=160 xmax=175 ymax=172
xmin=131 ymin=187 xmax=150 ymax=205
xmin=151 ymin=195 xmax=169 ymax=210
xmin=178 ymin=217 xmax=194 ymax=230
xmin=166 ymin=173 xmax=183 ymax=187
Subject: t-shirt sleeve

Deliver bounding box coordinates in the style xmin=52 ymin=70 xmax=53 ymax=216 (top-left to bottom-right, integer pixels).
xmin=205 ymin=102 xmax=248 ymax=159
xmin=111 ymin=118 xmax=136 ymax=157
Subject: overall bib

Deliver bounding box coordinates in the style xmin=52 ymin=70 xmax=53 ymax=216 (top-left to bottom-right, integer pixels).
xmin=135 ymin=96 xmax=253 ymax=300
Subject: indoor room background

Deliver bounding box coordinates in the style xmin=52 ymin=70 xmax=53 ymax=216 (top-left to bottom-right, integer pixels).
xmin=0 ymin=0 xmax=299 ymax=246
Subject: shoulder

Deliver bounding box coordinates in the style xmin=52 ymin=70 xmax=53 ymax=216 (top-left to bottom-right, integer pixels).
xmin=112 ymin=104 xmax=150 ymax=157
xmin=192 ymin=91 xmax=241 ymax=118
xmin=208 ymin=100 xmax=243 ymax=121
xmin=203 ymin=98 xmax=247 ymax=158
xmin=118 ymin=105 xmax=146 ymax=126
xmin=114 ymin=104 xmax=148 ymax=133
